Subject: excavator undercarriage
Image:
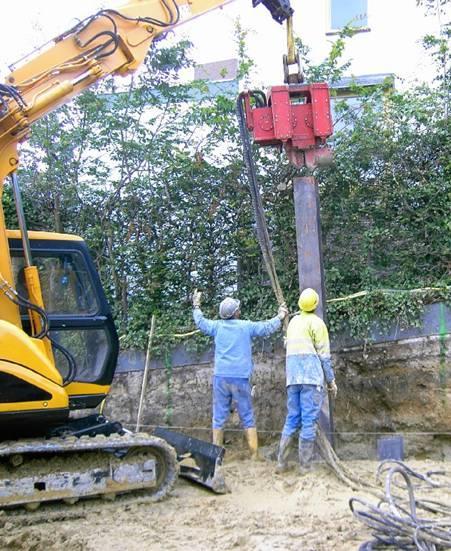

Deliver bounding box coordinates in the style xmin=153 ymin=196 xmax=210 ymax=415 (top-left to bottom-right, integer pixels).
xmin=0 ymin=432 xmax=178 ymax=509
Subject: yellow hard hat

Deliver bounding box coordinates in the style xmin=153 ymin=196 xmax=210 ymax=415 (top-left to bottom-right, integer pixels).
xmin=298 ymin=288 xmax=319 ymax=312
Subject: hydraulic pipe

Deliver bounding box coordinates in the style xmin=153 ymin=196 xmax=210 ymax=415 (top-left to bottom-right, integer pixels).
xmin=286 ymin=16 xmax=295 ymax=64
xmin=10 ymin=172 xmax=51 ymax=356
xmin=11 ymin=172 xmax=32 ymax=267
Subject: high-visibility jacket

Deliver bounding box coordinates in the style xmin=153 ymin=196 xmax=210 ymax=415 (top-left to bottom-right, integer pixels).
xmin=285 ymin=311 xmax=334 ymax=387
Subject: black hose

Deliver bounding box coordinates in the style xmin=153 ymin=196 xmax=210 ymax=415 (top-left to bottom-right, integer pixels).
xmin=101 ymin=2 xmax=180 ymax=28
xmin=0 ymin=276 xmax=77 ymax=384
xmin=350 ymin=461 xmax=451 ymax=549
xmin=5 ymin=290 xmax=50 ymax=340
xmin=250 ymin=90 xmax=267 ymax=108
xmin=62 ymin=1 xmax=180 ymax=44
xmin=236 ymin=93 xmax=286 ymax=309
xmin=48 ymin=336 xmax=77 ymax=386
xmin=0 ymin=83 xmax=27 ymax=106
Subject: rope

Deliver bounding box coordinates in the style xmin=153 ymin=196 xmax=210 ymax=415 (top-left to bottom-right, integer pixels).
xmin=327 ymin=286 xmax=450 ymax=304
xmin=235 ymin=93 xmax=373 ymax=489
xmin=237 ymin=94 xmax=400 ymax=494
xmin=115 ymin=286 xmax=449 ymax=341
xmin=235 ymin=90 xmax=376 ymax=487
xmin=122 ymin=424 xmax=451 ymax=438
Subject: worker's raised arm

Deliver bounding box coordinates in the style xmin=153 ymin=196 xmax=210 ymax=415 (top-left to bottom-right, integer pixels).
xmin=192 ymin=289 xmax=218 ymax=336
xmin=248 ymin=304 xmax=287 ymax=337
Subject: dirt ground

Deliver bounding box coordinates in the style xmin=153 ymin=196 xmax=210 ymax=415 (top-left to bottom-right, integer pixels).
xmin=0 ymin=451 xmax=449 ymax=551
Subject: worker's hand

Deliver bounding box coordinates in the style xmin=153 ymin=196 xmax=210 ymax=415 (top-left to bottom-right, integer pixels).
xmin=192 ymin=289 xmax=202 ymax=308
xmin=277 ymin=303 xmax=289 ymax=320
xmin=327 ymin=380 xmax=338 ymax=399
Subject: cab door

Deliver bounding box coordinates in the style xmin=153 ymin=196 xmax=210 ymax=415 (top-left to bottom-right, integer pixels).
xmin=9 ymin=234 xmax=119 ymax=410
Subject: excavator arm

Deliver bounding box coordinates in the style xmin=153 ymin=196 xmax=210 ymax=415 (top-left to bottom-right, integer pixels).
xmin=0 ymin=0 xmax=293 ymax=330
xmin=1 ymin=0 xmax=229 ymax=180
xmin=0 ymin=0 xmax=293 ymax=181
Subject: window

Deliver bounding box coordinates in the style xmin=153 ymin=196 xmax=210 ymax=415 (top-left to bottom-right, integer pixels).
xmin=329 ymin=0 xmax=368 ymax=32
xmin=51 ymin=328 xmax=110 ymax=383
xmin=12 ymin=251 xmax=99 ymax=316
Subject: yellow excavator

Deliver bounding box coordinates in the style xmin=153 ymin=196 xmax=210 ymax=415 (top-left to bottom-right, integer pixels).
xmin=0 ymin=0 xmax=293 ymax=508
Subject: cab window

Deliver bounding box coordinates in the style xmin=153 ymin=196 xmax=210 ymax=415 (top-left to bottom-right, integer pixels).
xmin=12 ymin=251 xmax=99 ymax=316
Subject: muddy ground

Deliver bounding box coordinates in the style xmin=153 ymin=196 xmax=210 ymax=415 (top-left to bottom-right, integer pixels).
xmin=0 ymin=450 xmax=450 ymax=551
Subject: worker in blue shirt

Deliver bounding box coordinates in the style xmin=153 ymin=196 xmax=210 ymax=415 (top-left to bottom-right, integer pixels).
xmin=192 ymin=290 xmax=287 ymax=459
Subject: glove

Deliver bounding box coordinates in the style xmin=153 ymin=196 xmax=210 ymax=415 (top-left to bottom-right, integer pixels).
xmin=192 ymin=289 xmax=202 ymax=308
xmin=327 ymin=380 xmax=338 ymax=399
xmin=277 ymin=303 xmax=289 ymax=320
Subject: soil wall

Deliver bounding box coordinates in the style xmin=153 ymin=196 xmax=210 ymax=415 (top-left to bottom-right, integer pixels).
xmin=104 ymin=304 xmax=450 ymax=459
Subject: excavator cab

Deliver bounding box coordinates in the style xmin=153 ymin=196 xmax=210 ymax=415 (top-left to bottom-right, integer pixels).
xmin=2 ymin=232 xmax=227 ymax=505
xmin=7 ymin=230 xmax=119 ymax=410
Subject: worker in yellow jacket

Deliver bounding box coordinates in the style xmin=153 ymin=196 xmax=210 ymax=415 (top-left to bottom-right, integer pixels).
xmin=275 ymin=288 xmax=337 ymax=474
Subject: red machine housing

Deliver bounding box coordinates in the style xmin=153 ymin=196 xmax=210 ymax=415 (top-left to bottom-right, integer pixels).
xmin=242 ymin=83 xmax=333 ymax=168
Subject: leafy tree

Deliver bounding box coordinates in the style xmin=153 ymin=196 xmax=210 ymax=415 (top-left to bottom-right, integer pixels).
xmin=5 ymin=15 xmax=450 ymax=350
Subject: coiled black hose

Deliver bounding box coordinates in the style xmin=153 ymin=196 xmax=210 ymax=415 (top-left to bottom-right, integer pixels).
xmin=350 ymin=461 xmax=451 ymax=550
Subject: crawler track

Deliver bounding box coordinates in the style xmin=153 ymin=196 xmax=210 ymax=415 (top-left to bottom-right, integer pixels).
xmin=0 ymin=432 xmax=178 ymax=509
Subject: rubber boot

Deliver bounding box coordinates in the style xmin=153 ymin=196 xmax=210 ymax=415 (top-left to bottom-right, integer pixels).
xmin=244 ymin=427 xmax=259 ymax=460
xmin=299 ymin=439 xmax=315 ymax=474
xmin=275 ymin=434 xmax=293 ymax=474
xmin=212 ymin=429 xmax=224 ymax=446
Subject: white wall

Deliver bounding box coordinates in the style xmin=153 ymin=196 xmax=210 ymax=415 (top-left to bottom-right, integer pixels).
xmin=296 ymin=0 xmax=445 ymax=86
xmin=179 ymin=0 xmax=447 ymax=87
xmin=0 ymin=0 xmax=446 ymax=87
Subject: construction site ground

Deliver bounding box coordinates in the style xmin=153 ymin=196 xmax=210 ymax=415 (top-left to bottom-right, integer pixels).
xmin=0 ymin=448 xmax=449 ymax=551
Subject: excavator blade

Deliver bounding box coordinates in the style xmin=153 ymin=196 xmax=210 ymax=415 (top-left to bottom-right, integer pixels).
xmin=154 ymin=427 xmax=229 ymax=494
xmin=0 ymin=433 xmax=178 ymax=509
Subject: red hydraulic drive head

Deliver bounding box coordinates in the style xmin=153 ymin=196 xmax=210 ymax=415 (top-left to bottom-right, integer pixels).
xmin=241 ymin=83 xmax=333 ymax=169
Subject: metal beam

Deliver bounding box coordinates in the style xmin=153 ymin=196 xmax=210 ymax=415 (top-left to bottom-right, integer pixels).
xmin=293 ymin=176 xmax=334 ymax=444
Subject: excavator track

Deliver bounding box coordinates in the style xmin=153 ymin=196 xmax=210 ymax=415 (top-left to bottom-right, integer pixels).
xmin=0 ymin=432 xmax=178 ymax=509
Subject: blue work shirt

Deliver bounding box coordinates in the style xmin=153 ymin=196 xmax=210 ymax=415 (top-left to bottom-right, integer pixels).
xmin=193 ymin=308 xmax=281 ymax=378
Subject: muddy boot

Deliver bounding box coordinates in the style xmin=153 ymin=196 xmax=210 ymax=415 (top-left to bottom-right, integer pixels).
xmin=275 ymin=435 xmax=293 ymax=474
xmin=212 ymin=429 xmax=224 ymax=447
xmin=244 ymin=427 xmax=259 ymax=460
xmin=299 ymin=439 xmax=315 ymax=474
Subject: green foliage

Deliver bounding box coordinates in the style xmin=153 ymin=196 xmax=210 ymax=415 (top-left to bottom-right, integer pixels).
xmin=319 ymin=84 xmax=451 ymax=295
xmin=327 ymin=287 xmax=451 ymax=341
xmin=7 ymin=19 xmax=450 ymax=353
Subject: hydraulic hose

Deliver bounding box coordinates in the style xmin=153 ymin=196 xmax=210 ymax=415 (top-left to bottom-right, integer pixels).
xmin=236 ymin=93 xmax=286 ymax=315
xmin=0 ymin=275 xmax=77 ymax=385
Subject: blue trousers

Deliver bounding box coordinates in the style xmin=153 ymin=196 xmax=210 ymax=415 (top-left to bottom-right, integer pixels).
xmin=281 ymin=384 xmax=324 ymax=441
xmin=212 ymin=376 xmax=255 ymax=429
